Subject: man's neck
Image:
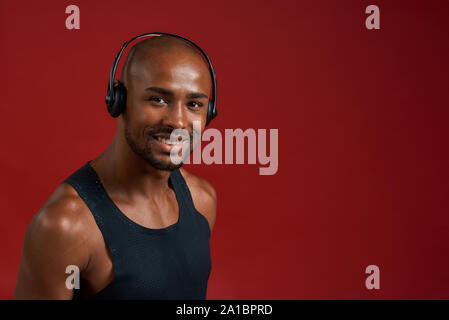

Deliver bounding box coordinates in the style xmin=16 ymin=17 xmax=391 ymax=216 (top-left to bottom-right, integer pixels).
xmin=90 ymin=131 xmax=173 ymax=199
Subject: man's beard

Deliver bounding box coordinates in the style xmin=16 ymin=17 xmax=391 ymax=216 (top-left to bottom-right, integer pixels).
xmin=124 ymin=123 xmax=184 ymax=172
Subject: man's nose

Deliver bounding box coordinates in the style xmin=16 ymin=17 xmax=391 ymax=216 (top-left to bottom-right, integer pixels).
xmin=162 ymin=100 xmax=187 ymax=129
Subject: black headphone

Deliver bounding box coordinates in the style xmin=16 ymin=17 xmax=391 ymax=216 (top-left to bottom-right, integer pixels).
xmin=105 ymin=32 xmax=218 ymax=126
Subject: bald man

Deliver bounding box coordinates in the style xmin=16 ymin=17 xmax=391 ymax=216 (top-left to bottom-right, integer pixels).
xmin=14 ymin=35 xmax=216 ymax=300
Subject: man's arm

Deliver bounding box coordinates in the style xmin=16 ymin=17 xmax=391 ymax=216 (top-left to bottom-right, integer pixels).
xmin=14 ymin=184 xmax=91 ymax=299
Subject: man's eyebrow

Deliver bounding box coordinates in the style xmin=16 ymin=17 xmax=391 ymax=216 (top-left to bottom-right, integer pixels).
xmin=145 ymin=87 xmax=174 ymax=96
xmin=186 ymin=92 xmax=209 ymax=99
xmin=145 ymin=87 xmax=208 ymax=99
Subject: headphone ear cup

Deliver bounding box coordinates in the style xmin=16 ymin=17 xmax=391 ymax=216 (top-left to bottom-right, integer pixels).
xmin=206 ymin=101 xmax=213 ymax=126
xmin=206 ymin=100 xmax=217 ymax=126
xmin=107 ymin=83 xmax=127 ymax=117
xmin=212 ymin=103 xmax=217 ymax=120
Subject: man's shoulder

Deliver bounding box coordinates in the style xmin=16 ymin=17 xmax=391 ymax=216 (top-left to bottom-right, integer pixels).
xmin=26 ymin=183 xmax=94 ymax=253
xmin=179 ymin=168 xmax=216 ymax=201
xmin=15 ymin=183 xmax=94 ymax=299
xmin=178 ymin=168 xmax=217 ymax=232
xmin=39 ymin=183 xmax=89 ymax=227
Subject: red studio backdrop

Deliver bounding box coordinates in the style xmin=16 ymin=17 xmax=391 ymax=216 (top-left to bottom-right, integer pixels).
xmin=1 ymin=0 xmax=448 ymax=300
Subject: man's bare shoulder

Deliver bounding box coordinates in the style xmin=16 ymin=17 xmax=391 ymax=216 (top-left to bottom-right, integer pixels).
xmin=15 ymin=183 xmax=95 ymax=299
xmin=179 ymin=168 xmax=217 ymax=201
xmin=179 ymin=168 xmax=217 ymax=232
xmin=25 ymin=183 xmax=94 ymax=264
xmin=35 ymin=183 xmax=90 ymax=232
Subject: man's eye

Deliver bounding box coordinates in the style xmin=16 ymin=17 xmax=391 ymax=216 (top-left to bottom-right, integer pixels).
xmin=149 ymin=97 xmax=167 ymax=104
xmin=188 ymin=101 xmax=203 ymax=109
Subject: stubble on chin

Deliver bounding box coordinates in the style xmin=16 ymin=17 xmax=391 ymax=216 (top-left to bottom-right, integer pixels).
xmin=124 ymin=125 xmax=183 ymax=172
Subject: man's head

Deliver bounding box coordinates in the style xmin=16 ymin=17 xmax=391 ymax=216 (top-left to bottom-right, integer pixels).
xmin=116 ymin=35 xmax=213 ymax=171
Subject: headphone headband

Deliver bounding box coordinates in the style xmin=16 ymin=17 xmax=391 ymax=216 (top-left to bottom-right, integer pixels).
xmin=106 ymin=32 xmax=217 ymax=125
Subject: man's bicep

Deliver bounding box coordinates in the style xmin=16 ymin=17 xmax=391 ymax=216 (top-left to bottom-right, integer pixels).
xmin=15 ymin=205 xmax=90 ymax=299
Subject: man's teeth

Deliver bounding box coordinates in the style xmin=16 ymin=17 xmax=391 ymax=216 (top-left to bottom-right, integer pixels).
xmin=155 ymin=136 xmax=184 ymax=145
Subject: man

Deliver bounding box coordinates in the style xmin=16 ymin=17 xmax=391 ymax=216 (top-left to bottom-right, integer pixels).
xmin=14 ymin=34 xmax=217 ymax=299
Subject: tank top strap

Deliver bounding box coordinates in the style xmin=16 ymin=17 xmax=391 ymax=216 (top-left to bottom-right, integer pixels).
xmin=170 ymin=169 xmax=211 ymax=239
xmin=169 ymin=168 xmax=196 ymax=214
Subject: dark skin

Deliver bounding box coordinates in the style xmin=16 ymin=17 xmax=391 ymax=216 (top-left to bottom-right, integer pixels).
xmin=14 ymin=37 xmax=217 ymax=299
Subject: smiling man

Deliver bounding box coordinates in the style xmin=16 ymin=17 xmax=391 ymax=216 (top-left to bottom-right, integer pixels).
xmin=14 ymin=34 xmax=217 ymax=299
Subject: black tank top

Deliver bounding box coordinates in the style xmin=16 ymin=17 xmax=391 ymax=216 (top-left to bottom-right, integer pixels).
xmin=63 ymin=161 xmax=212 ymax=300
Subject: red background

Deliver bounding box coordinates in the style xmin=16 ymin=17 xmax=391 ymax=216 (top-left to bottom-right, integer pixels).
xmin=1 ymin=0 xmax=448 ymax=299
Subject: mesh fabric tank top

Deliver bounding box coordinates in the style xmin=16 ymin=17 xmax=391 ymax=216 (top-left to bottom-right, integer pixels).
xmin=64 ymin=161 xmax=212 ymax=300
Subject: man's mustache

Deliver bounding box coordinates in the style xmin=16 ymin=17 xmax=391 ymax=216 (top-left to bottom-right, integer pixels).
xmin=146 ymin=127 xmax=198 ymax=141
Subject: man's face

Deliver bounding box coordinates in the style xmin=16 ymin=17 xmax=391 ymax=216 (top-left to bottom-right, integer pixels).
xmin=122 ymin=50 xmax=211 ymax=171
